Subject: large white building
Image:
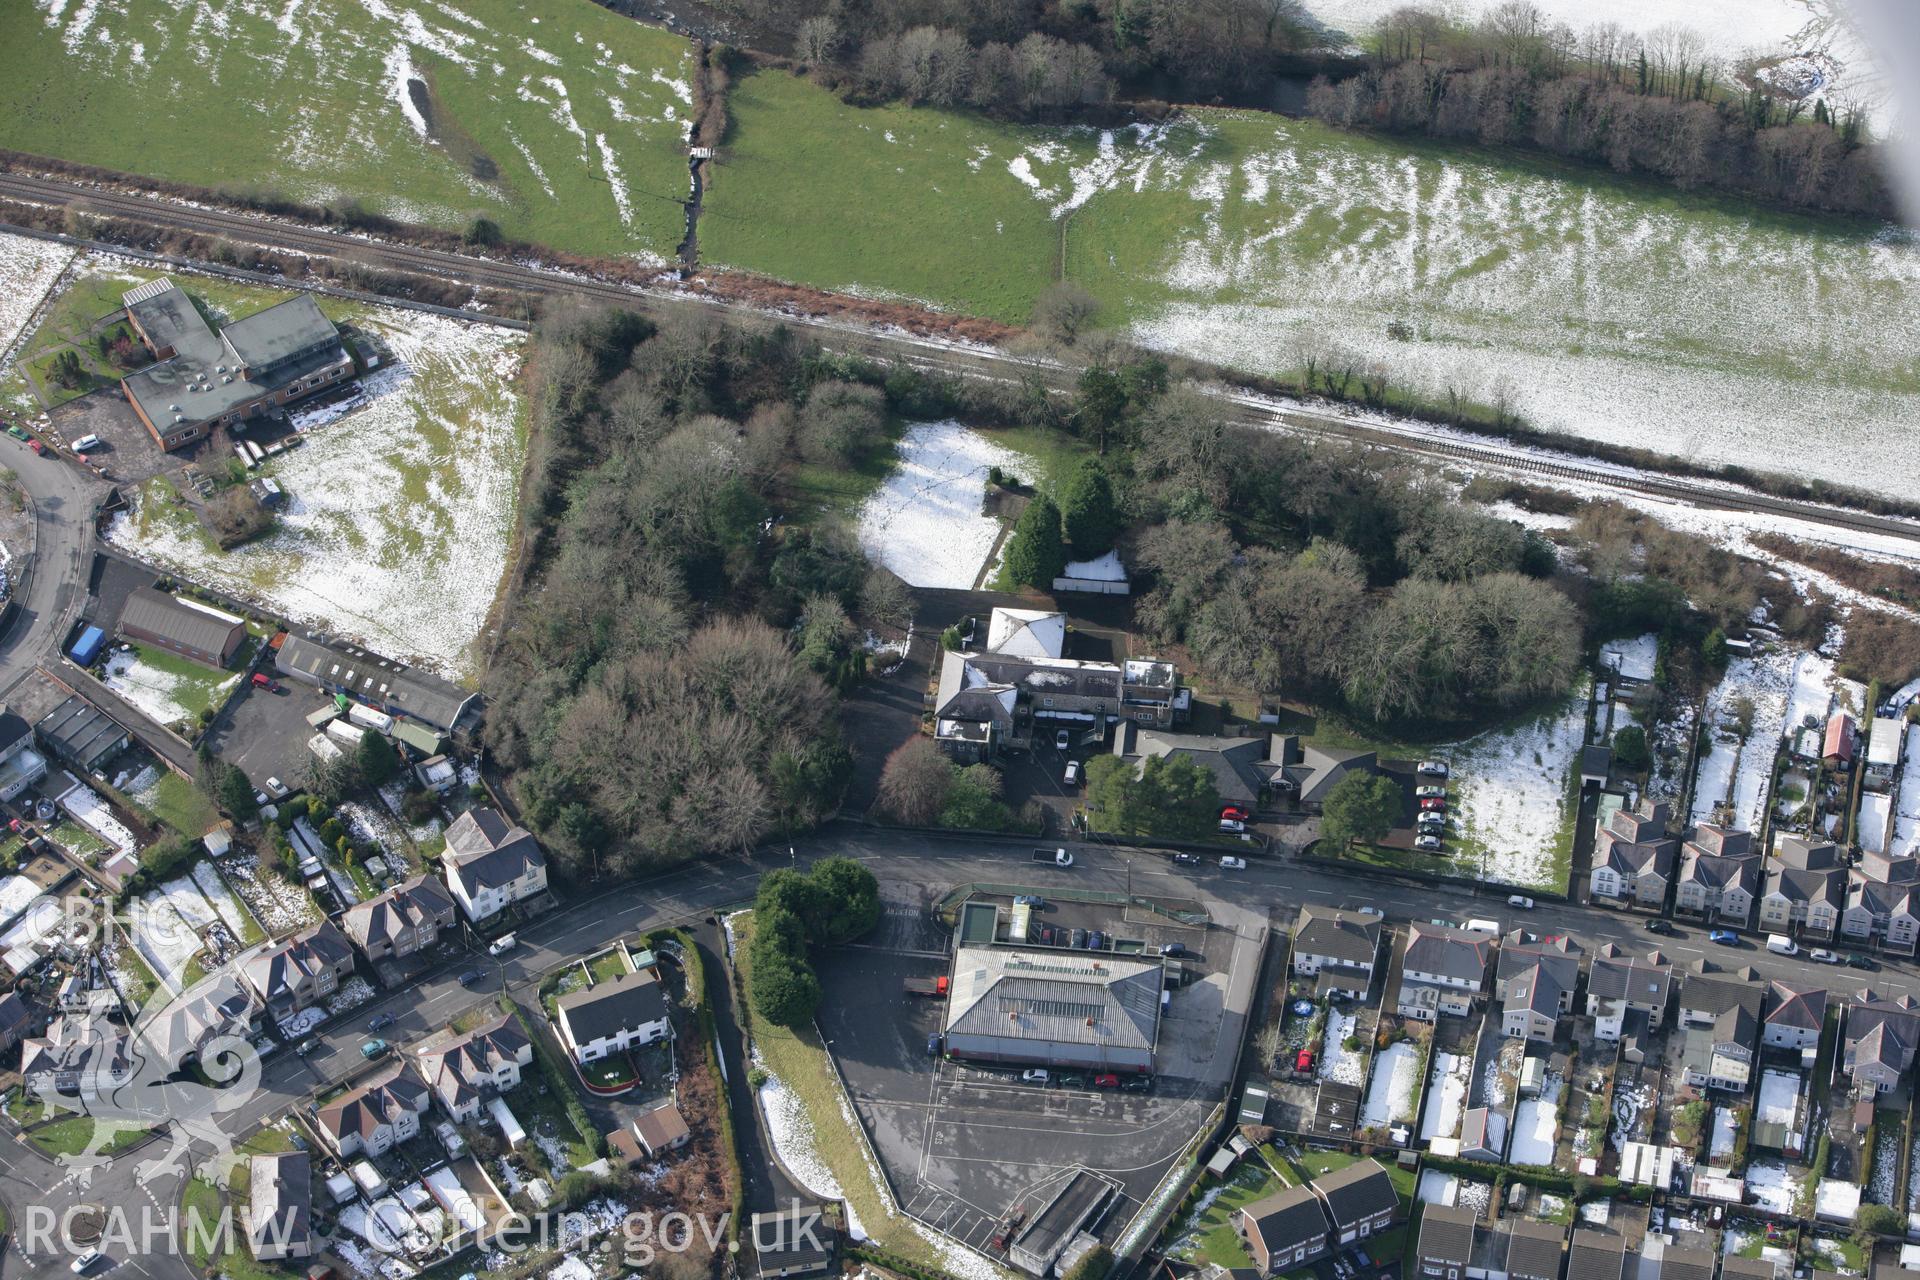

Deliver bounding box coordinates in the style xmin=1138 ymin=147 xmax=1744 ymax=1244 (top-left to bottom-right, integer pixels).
xmin=442 ymin=808 xmax=548 ymax=921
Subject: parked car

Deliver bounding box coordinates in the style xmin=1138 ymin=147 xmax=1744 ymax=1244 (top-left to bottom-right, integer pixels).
xmin=1159 ymin=942 xmax=1190 ymax=957
xmin=1294 ymin=1049 xmax=1315 ymax=1075
xmin=1218 ymin=818 xmax=1246 ymax=833
xmin=5 ymin=425 xmax=27 ymax=442
xmin=1220 ymin=856 xmax=1247 ymax=870
xmin=489 ymin=933 xmax=518 ymax=956
xmin=1093 ymin=1073 xmax=1121 ymax=1088
xmin=1413 ymin=835 xmax=1444 ymax=853
xmin=1506 ymin=894 xmax=1534 ymax=909
xmin=1417 ymin=760 xmax=1449 ymax=777
xmin=1845 ymin=953 xmax=1877 ymax=970
xmin=1070 ymin=928 xmax=1087 ymax=948
xmin=1357 ymin=906 xmax=1384 ymax=918
xmin=1021 ymin=1069 xmax=1050 ymax=1083
xmin=1415 ymin=785 xmax=1447 ymax=799
xmin=263 ymin=776 xmax=289 ymax=799
xmin=70 ymin=1251 xmax=104 ymax=1275
xmin=926 ymin=1033 xmax=941 ymax=1057
xmin=1056 ymin=1074 xmax=1087 ymax=1088
xmin=1088 ymin=930 xmax=1106 ymax=949
xmin=459 ymin=967 xmax=486 ymax=985
xmin=27 ymin=438 xmax=42 ymax=455
xmin=1120 ymin=1075 xmax=1155 ymax=1093
xmin=1643 ymin=918 xmax=1673 ymax=934
xmin=293 ymin=1039 xmax=315 ymax=1056
xmin=1013 ymin=894 xmax=1046 ymax=908
xmin=1172 ymin=853 xmax=1200 ymax=866
xmin=71 ymin=434 xmax=102 ymax=452
xmin=1220 ymin=805 xmax=1251 ymax=822
xmin=1054 ymin=729 xmax=1070 ymax=750
xmin=1419 ymin=798 xmax=1447 ymax=812
xmin=1808 ymin=948 xmax=1840 ymax=964
xmin=367 ymin=1012 xmax=396 ymax=1032
xmin=1708 ymin=929 xmax=1740 ymax=946
xmin=1064 ymin=760 xmax=1081 ymax=785
xmin=360 ymin=1039 xmax=390 ymax=1060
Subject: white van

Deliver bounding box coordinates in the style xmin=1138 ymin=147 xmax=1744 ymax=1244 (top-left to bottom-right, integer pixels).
xmin=1766 ymin=934 xmax=1798 ymax=956
xmin=71 ymin=434 xmax=102 ymax=453
xmin=488 ymin=933 xmax=518 ymax=956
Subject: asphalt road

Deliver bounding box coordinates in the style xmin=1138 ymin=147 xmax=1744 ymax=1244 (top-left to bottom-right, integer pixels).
xmin=2 ymin=831 xmax=1917 ymax=1280
xmin=0 ymin=432 xmax=107 ymax=699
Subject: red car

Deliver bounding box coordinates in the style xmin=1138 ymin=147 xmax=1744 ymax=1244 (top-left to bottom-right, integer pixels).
xmin=1419 ymin=798 xmax=1448 ymax=812
xmin=26 ymin=439 xmax=42 ymax=455
xmin=1093 ymin=1074 xmax=1120 ymax=1088
xmin=1220 ymin=805 xmax=1250 ymax=822
xmin=1295 ymin=1049 xmax=1315 ymax=1075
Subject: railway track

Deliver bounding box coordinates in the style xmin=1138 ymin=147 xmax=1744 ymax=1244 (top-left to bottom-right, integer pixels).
xmin=5 ymin=169 xmax=1917 ymax=549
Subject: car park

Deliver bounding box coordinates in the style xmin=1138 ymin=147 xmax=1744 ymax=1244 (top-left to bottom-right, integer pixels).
xmin=1172 ymin=853 xmax=1200 ymax=866
xmin=1021 ymin=1069 xmax=1049 ymax=1083
xmin=1220 ymin=856 xmax=1246 ymax=869
xmin=1506 ymin=895 xmax=1534 ymax=909
xmin=1415 ymin=784 xmax=1447 ymax=798
xmin=1413 ymin=835 xmax=1444 ymax=852
xmin=1808 ymin=948 xmax=1839 ymax=964
xmin=1218 ymin=817 xmax=1245 ymax=832
xmin=1417 ymin=760 xmax=1449 ymax=777
xmin=1709 ymin=929 xmax=1739 ymax=946
xmin=368 ymin=1012 xmax=396 ymax=1031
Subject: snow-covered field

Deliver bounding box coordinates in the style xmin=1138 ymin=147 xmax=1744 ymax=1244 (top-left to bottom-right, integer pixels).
xmin=855 ymin=421 xmax=1035 ymax=591
xmin=107 ymin=305 xmax=525 ymax=678
xmin=58 ymin=783 xmax=136 ymax=855
xmin=129 ymin=894 xmax=201 ymax=995
xmin=1440 ymin=684 xmax=1589 ymax=892
xmin=1421 ymin=1050 xmax=1470 ymax=1142
xmin=1360 ymin=1040 xmax=1420 ymax=1129
xmin=1869 ymin=1125 xmax=1900 ymax=1204
xmin=99 ymin=648 xmax=237 ymax=729
xmin=1319 ymin=1008 xmax=1365 ymax=1085
xmin=0 ymin=232 xmax=75 ymax=392
xmin=1746 ymin=1160 xmax=1794 ymax=1214
xmin=1859 ymin=793 xmax=1892 ymax=854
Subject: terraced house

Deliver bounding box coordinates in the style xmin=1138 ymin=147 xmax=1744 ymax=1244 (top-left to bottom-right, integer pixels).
xmin=119 ymin=277 xmax=354 ymax=450
xmin=1675 ymin=827 xmax=1759 ymax=927
xmin=1589 ymin=799 xmax=1678 ymax=909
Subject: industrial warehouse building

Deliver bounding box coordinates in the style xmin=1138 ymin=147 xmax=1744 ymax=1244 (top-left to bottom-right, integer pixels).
xmin=117 ymin=587 xmax=248 ymax=669
xmin=942 ymin=946 xmax=1163 ymax=1072
xmin=120 ymin=278 xmax=355 ymax=450
xmin=275 ymin=633 xmax=478 ymax=732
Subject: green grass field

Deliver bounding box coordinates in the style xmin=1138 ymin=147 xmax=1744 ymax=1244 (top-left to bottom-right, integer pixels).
xmin=0 ymin=0 xmax=693 ymax=259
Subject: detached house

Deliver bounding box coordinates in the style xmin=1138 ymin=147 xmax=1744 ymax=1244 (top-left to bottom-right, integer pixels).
xmin=1762 ymin=979 xmax=1827 ymax=1057
xmin=443 ymin=808 xmax=548 ymax=922
xmin=342 ymin=874 xmax=457 ymax=962
xmin=315 ymin=1063 xmax=430 ymax=1157
xmin=1590 ymin=800 xmax=1678 ymax=909
xmin=1308 ymin=1160 xmax=1400 ymax=1246
xmin=1841 ymin=853 xmax=1920 ymax=955
xmin=1676 ymin=967 xmax=1762 ymax=1093
xmin=240 ymin=921 xmax=355 ymax=1018
xmin=1585 ymin=945 xmax=1672 ymax=1041
xmin=415 ymin=1014 xmax=533 ymax=1123
xmin=1676 ymin=827 xmax=1759 ymax=927
xmin=1397 ymin=923 xmax=1494 ymax=1022
xmin=1841 ymin=989 xmax=1920 ymax=1095
xmin=1239 ymin=1186 xmax=1332 ymax=1275
xmin=555 ymin=968 xmax=671 ymax=1064
xmin=1291 ymin=907 xmax=1382 ymax=1001
xmin=1495 ymin=934 xmax=1582 ymax=1044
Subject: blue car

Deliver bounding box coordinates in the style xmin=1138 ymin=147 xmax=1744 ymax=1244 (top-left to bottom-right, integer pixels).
xmin=1709 ymin=929 xmax=1739 ymax=946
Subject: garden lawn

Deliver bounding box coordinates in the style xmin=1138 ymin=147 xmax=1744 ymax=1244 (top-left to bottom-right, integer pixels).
xmin=2 ymin=0 xmax=693 ymax=260
xmin=587 ymin=948 xmax=630 ymax=983
xmin=27 ymin=1116 xmax=146 ymax=1159
xmin=1167 ymin=1159 xmax=1290 ymax=1268
xmin=141 ymin=771 xmax=223 ymax=839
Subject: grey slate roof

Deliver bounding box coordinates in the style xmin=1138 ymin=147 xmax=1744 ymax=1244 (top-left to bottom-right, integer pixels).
xmin=1588 ymin=951 xmax=1671 ymax=1006
xmin=1568 ymin=1231 xmax=1626 ymax=1280
xmin=416 ymin=1013 xmax=529 ymax=1111
xmin=1504 ymin=1219 xmax=1567 ymax=1280
xmin=1650 ymin=1245 xmax=1717 ymax=1280
xmin=1310 ymin=1159 xmax=1397 ymax=1231
xmin=316 ymin=1062 xmax=430 ymax=1145
xmin=1294 ymin=907 xmax=1381 ymax=967
xmin=1680 ymin=972 xmax=1762 ymax=1020
xmin=249 ymin=1151 xmax=311 ymax=1252
xmin=557 ymin=968 xmax=668 ymax=1045
xmin=1131 ymin=730 xmax=1272 ymax=806
xmin=1765 ymin=979 xmax=1827 ymax=1033
xmin=342 ymin=874 xmax=455 ymax=950
xmin=1240 ymin=1185 xmax=1328 ymax=1257
xmin=1405 ymin=922 xmax=1493 ymax=984
xmin=241 ymin=921 xmax=353 ymax=1005
xmin=944 ymin=947 xmax=1161 ymax=1053
xmin=118 ymin=587 xmax=245 ymax=662
xmin=276 ymin=633 xmax=477 ymax=731
xmin=1277 ymin=739 xmax=1378 ymax=806
xmin=122 ymin=280 xmax=344 ymax=430
xmin=1416 ymin=1203 xmax=1477 ymax=1268
xmin=444 ymin=808 xmax=545 ymax=895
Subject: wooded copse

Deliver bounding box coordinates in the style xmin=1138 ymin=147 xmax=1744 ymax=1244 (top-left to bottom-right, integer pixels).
xmin=1310 ymin=2 xmax=1890 ymax=217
